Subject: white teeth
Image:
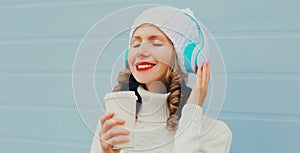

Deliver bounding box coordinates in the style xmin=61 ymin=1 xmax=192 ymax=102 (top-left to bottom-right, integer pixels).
xmin=137 ymin=64 xmax=153 ymax=69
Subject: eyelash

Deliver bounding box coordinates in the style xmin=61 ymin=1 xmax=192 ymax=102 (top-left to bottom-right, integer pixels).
xmin=132 ymin=44 xmax=140 ymax=48
xmin=153 ymin=43 xmax=163 ymax=47
xmin=132 ymin=42 xmax=163 ymax=48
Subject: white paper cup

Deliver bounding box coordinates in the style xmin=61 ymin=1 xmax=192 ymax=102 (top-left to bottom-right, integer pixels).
xmin=103 ymin=91 xmax=137 ymax=149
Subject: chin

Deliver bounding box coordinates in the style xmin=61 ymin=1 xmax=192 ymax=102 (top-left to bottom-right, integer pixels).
xmin=133 ymin=73 xmax=159 ymax=84
xmin=134 ymin=75 xmax=153 ymax=84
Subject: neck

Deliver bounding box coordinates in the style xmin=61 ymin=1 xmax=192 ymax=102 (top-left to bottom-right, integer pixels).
xmin=146 ymin=81 xmax=168 ymax=93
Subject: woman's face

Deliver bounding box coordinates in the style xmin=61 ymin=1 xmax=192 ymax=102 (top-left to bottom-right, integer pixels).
xmin=128 ymin=24 xmax=175 ymax=88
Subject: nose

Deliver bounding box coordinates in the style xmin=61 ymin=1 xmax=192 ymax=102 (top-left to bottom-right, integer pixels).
xmin=136 ymin=43 xmax=151 ymax=58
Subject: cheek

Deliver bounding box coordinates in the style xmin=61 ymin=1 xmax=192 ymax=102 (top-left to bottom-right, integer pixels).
xmin=153 ymin=51 xmax=174 ymax=67
xmin=127 ymin=52 xmax=135 ymax=69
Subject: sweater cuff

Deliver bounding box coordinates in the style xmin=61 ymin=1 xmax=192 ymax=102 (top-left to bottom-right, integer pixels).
xmin=178 ymin=104 xmax=203 ymax=131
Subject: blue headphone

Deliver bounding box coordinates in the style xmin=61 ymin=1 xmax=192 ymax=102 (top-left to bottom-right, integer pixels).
xmin=124 ymin=12 xmax=204 ymax=73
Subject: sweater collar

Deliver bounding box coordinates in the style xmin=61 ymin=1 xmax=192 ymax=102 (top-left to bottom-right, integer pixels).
xmin=137 ymin=86 xmax=170 ymax=122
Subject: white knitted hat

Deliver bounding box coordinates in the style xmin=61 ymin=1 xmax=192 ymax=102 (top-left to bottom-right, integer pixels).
xmin=129 ymin=6 xmax=206 ymax=74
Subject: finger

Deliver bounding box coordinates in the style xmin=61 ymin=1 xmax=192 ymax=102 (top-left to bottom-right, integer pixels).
xmin=100 ymin=112 xmax=115 ymax=126
xmin=203 ymin=62 xmax=210 ymax=90
xmin=101 ymin=128 xmax=130 ymax=142
xmin=100 ymin=119 xmax=126 ymax=136
xmin=106 ymin=136 xmax=130 ymax=146
xmin=206 ymin=61 xmax=211 ymax=86
xmin=202 ymin=61 xmax=207 ymax=87
xmin=197 ymin=63 xmax=204 ymax=82
xmin=196 ymin=62 xmax=204 ymax=74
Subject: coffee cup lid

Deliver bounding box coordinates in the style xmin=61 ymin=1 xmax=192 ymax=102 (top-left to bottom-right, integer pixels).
xmin=103 ymin=91 xmax=137 ymax=102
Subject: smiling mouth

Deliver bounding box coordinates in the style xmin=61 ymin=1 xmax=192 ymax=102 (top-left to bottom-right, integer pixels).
xmin=135 ymin=62 xmax=156 ymax=71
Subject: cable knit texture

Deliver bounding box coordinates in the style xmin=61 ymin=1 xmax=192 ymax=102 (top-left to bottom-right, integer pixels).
xmin=90 ymin=88 xmax=232 ymax=153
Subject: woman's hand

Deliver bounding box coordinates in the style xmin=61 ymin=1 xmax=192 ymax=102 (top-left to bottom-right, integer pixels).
xmin=99 ymin=112 xmax=130 ymax=153
xmin=187 ymin=61 xmax=210 ymax=107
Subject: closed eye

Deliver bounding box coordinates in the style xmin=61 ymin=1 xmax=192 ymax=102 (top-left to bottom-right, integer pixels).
xmin=151 ymin=40 xmax=164 ymax=47
xmin=132 ymin=44 xmax=141 ymax=48
xmin=152 ymin=43 xmax=163 ymax=47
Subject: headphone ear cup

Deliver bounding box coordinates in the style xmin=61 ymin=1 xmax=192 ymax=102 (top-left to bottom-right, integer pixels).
xmin=124 ymin=48 xmax=129 ymax=66
xmin=183 ymin=43 xmax=196 ymax=73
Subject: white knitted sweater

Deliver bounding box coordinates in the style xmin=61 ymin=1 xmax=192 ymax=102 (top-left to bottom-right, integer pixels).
xmin=90 ymin=87 xmax=232 ymax=153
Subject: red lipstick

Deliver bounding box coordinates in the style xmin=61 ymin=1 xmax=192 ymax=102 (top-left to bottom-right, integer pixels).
xmin=135 ymin=62 xmax=156 ymax=71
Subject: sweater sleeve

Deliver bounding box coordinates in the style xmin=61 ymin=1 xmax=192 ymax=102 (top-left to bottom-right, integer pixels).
xmin=90 ymin=121 xmax=103 ymax=153
xmin=197 ymin=124 xmax=232 ymax=153
xmin=172 ymin=104 xmax=232 ymax=153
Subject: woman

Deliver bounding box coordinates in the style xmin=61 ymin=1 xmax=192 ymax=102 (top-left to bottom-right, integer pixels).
xmin=90 ymin=6 xmax=232 ymax=153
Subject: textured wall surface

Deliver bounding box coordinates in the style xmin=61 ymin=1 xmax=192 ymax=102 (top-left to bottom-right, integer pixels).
xmin=1 ymin=0 xmax=299 ymax=153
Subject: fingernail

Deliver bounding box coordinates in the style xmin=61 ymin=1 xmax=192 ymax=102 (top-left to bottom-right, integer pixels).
xmin=107 ymin=112 xmax=115 ymax=117
xmin=116 ymin=119 xmax=126 ymax=124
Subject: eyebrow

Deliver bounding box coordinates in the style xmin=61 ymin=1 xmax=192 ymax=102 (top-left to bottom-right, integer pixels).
xmin=148 ymin=35 xmax=166 ymax=41
xmin=131 ymin=35 xmax=166 ymax=42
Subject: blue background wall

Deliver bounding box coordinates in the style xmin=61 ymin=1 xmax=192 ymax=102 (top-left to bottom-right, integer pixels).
xmin=1 ymin=0 xmax=299 ymax=153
